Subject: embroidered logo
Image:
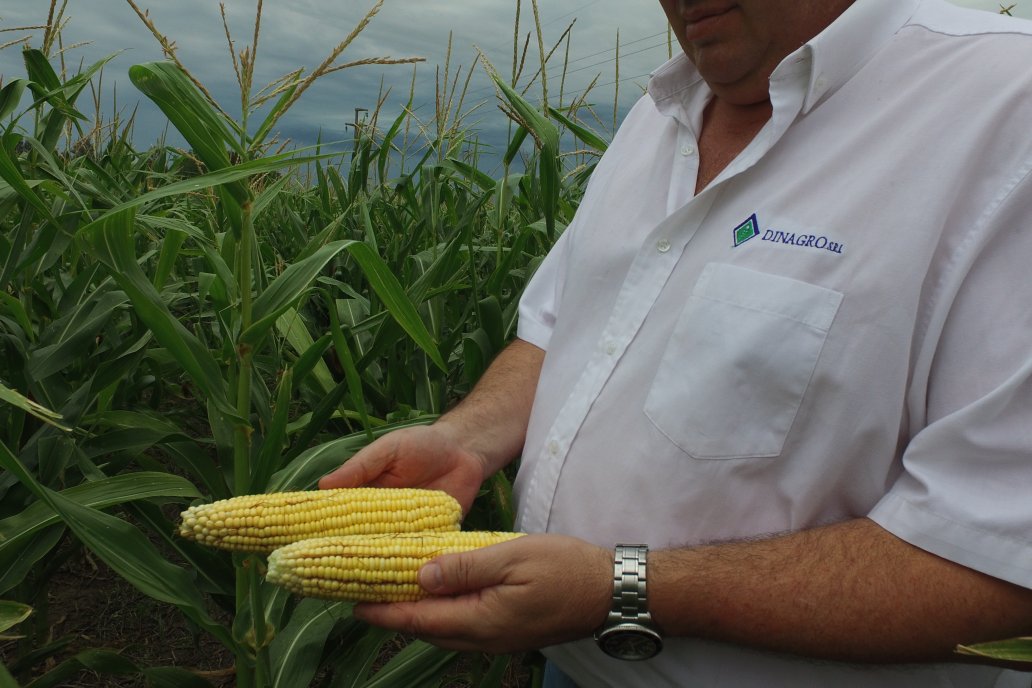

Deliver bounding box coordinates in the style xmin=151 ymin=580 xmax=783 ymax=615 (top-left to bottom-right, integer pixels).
xmin=732 ymin=214 xmax=845 ymax=255
xmin=733 ymin=214 xmax=760 ymax=247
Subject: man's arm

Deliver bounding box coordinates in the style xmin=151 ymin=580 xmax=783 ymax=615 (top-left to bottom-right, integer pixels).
xmin=355 ymin=518 xmax=1032 ymax=661
xmin=431 ymin=337 xmax=545 ymax=477
xmin=650 ymin=517 xmax=1032 ymax=662
xmin=319 ymin=338 xmax=544 ymax=510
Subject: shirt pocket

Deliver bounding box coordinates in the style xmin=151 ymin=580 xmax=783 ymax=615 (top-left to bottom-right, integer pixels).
xmin=644 ymin=262 xmax=843 ymax=459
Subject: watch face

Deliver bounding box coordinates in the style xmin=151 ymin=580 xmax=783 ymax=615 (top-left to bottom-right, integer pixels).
xmin=597 ymin=626 xmax=663 ymax=661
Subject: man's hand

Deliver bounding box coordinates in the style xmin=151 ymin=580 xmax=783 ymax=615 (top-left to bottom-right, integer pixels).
xmin=318 ymin=425 xmax=487 ymax=513
xmin=351 ymin=534 xmax=613 ymax=654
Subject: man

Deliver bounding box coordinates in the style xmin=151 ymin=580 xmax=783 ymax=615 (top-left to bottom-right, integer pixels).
xmin=320 ymin=0 xmax=1032 ymax=685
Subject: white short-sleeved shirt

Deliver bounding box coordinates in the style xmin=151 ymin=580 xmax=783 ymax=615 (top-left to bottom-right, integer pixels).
xmin=513 ymin=0 xmax=1032 ymax=685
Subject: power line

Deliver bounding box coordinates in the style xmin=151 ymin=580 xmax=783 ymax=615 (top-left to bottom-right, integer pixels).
xmin=562 ymin=31 xmax=668 ymax=66
xmin=377 ymin=28 xmax=672 ymax=121
xmin=561 ymin=40 xmax=668 ymax=77
xmin=458 ymin=36 xmax=669 ymax=101
xmin=541 ymin=0 xmax=602 ymax=27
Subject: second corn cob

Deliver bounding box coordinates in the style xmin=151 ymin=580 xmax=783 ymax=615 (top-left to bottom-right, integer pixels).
xmin=266 ymin=531 xmax=525 ymax=602
xmin=178 ymin=487 xmax=463 ymax=553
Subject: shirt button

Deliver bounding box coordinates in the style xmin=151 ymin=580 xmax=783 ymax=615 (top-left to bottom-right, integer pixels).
xmin=680 ymin=144 xmax=695 ymax=156
xmin=657 ymin=239 xmax=671 ymax=253
xmin=605 ymin=342 xmax=617 ymax=355
xmin=547 ymin=440 xmax=559 ymax=455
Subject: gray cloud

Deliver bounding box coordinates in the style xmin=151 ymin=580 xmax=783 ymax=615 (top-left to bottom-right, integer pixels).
xmin=2 ymin=0 xmax=1029 ymax=170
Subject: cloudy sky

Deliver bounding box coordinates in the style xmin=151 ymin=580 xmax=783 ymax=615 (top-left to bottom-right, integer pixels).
xmin=1 ymin=0 xmax=1028 ymax=171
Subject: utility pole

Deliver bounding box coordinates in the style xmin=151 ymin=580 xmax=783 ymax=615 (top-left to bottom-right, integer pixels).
xmin=346 ymin=107 xmax=368 ymax=144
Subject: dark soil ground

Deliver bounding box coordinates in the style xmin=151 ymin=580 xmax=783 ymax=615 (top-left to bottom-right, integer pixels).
xmin=1 ymin=546 xmax=536 ymax=687
xmin=2 ymin=548 xmax=235 ymax=687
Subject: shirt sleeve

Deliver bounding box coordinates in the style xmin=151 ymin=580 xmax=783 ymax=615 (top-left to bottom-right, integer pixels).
xmin=516 ymin=224 xmax=575 ymax=351
xmin=868 ymin=168 xmax=1032 ymax=589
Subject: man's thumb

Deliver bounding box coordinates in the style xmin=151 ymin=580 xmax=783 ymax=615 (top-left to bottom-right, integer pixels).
xmin=418 ymin=548 xmax=506 ymax=595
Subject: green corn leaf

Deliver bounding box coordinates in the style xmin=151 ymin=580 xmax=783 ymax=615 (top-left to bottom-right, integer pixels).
xmin=244 ymin=240 xmax=357 ymax=347
xmin=0 ymin=383 xmax=68 ymax=431
xmin=22 ymin=49 xmax=61 ymax=95
xmin=22 ymin=649 xmax=216 ymax=688
xmin=164 ymin=441 xmax=232 ymax=501
xmin=77 ymin=149 xmax=336 ymax=238
xmin=548 ymin=105 xmax=609 ymax=152
xmin=268 ymin=416 xmax=435 ymax=492
xmin=478 ymin=655 xmax=515 ymax=688
xmin=153 ymin=228 xmax=187 ymax=289
xmin=0 ymin=80 xmax=27 ymax=123
xmin=78 ymin=409 xmax=202 ymax=453
xmin=269 ymin=599 xmax=353 ymax=688
xmin=28 ymin=290 xmax=128 ymax=381
xmin=277 ymin=310 xmax=336 ymax=396
xmin=0 ymin=600 xmax=32 ymax=635
xmin=478 ymin=295 xmax=505 ymax=352
xmin=956 ymin=637 xmax=1032 ymax=667
xmin=462 ymin=328 xmax=493 ymax=385
xmin=327 ymin=293 xmax=374 ymax=442
xmin=250 ymin=368 xmax=293 ymax=494
xmin=0 ymin=662 xmax=14 ymax=688
xmin=281 ymin=378 xmax=355 ymax=466
xmin=0 ymin=526 xmax=62 ymax=596
xmin=252 ymin=171 xmax=293 ymax=221
xmin=376 ymin=97 xmax=413 ymax=184
xmin=126 ymin=501 xmax=233 ymax=599
xmin=346 ymin=241 xmax=447 ymax=372
xmin=0 ymin=470 xmax=204 ymax=594
xmin=128 ymin=62 xmax=247 ymax=203
xmin=330 ymin=626 xmax=394 ymax=688
xmin=440 ymin=157 xmax=496 ymax=192
xmin=489 ymin=71 xmax=560 ymax=239
xmin=0 ymin=441 xmax=235 ymax=650
xmin=0 ymin=134 xmax=61 ymax=229
xmin=244 ymin=240 xmax=446 ymax=372
xmin=502 ymin=126 xmax=529 ymax=168
xmin=0 ymin=472 xmax=202 ymax=560
xmin=23 ymin=49 xmax=115 ymax=116
xmin=358 ymin=640 xmax=457 ymax=688
xmin=80 ymin=207 xmax=240 ymax=421
xmin=251 ymin=80 xmax=300 ymax=150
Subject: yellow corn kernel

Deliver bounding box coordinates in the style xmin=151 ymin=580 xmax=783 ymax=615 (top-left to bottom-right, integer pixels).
xmin=266 ymin=531 xmax=525 ymax=602
xmin=178 ymin=488 xmax=462 ymax=554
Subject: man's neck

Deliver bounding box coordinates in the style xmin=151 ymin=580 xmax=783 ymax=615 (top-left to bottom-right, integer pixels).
xmin=694 ymin=96 xmax=772 ymax=194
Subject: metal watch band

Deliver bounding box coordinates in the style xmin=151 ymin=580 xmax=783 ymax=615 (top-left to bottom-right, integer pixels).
xmin=595 ymin=543 xmax=663 ymax=660
xmin=609 ymin=544 xmax=652 ymax=624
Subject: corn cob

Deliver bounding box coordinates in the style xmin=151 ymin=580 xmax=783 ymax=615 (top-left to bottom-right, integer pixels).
xmin=178 ymin=488 xmax=462 ymax=554
xmin=266 ymin=531 xmax=525 ymax=602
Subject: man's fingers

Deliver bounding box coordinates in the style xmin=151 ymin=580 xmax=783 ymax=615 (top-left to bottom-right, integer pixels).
xmin=418 ymin=541 xmax=516 ymax=596
xmin=353 ymin=597 xmax=491 ymax=650
xmin=317 ymin=439 xmax=397 ymax=489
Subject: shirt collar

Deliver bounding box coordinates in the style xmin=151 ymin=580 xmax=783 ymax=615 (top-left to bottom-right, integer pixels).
xmin=648 ymin=0 xmax=922 ymax=119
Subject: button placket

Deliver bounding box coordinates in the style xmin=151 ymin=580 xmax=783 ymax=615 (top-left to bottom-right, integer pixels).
xmin=670 ymin=128 xmax=701 ymax=214
xmin=519 ymin=194 xmax=717 ymax=534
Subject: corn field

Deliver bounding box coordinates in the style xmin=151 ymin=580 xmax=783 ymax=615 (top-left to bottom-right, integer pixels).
xmin=0 ymin=1 xmax=608 ymax=685
xmin=3 ymin=1 xmax=1030 ymax=686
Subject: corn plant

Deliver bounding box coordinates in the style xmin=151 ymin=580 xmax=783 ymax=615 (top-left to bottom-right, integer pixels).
xmin=0 ymin=0 xmax=610 ymax=684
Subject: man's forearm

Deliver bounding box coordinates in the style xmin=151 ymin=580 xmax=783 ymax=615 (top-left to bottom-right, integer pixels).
xmin=651 ymin=518 xmax=1032 ymax=663
xmin=435 ymin=338 xmax=544 ymax=476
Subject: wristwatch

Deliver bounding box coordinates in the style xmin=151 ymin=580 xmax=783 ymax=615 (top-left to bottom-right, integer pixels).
xmin=593 ymin=544 xmax=663 ymax=661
